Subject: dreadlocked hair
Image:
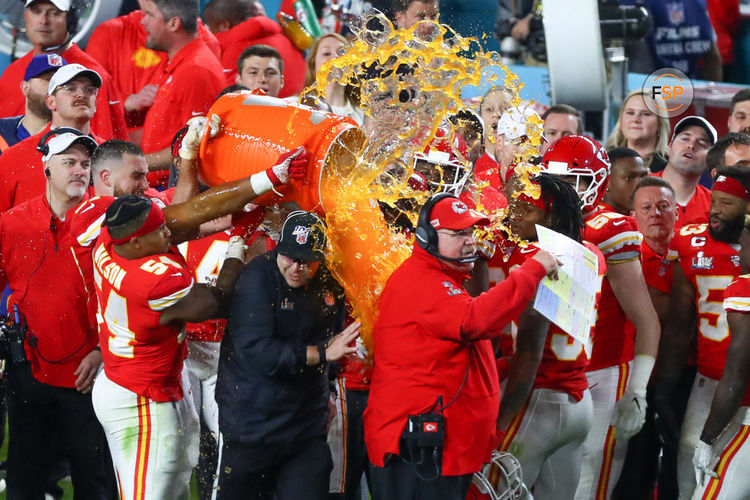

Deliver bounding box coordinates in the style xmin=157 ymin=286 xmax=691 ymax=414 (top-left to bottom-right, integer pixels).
xmin=534 ymin=173 xmax=584 ymax=244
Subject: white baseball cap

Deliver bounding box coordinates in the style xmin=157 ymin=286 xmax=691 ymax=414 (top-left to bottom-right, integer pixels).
xmin=671 ymin=115 xmax=718 ymax=145
xmin=48 ymin=64 xmax=102 ymax=95
xmin=496 ymin=105 xmax=541 ymax=141
xmin=25 ymin=0 xmax=70 ymax=10
xmin=42 ymin=132 xmax=98 ymax=162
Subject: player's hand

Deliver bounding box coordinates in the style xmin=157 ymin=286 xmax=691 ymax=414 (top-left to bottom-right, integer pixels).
xmin=693 ymin=439 xmax=719 ymax=487
xmin=179 ymin=114 xmax=221 ymax=160
xmin=325 ymin=320 xmax=361 ymax=362
xmin=268 ymin=147 xmax=308 ymax=186
xmin=74 ymin=348 xmax=102 ymax=394
xmin=611 ymin=389 xmax=647 ymax=440
xmin=124 ymin=83 xmax=159 ymax=112
xmin=225 ymin=235 xmax=248 ymax=262
xmin=532 ymin=249 xmax=561 ymax=280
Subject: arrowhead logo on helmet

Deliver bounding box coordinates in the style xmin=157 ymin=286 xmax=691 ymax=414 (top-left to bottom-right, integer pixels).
xmin=538 ymin=135 xmax=611 ymax=211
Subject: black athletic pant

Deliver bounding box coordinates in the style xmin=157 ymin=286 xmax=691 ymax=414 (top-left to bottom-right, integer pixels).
xmin=614 ymin=364 xmax=697 ymax=500
xmin=216 ymin=437 xmax=333 ymax=500
xmin=369 ymin=441 xmax=473 ymax=500
xmin=5 ymin=362 xmax=115 ymax=499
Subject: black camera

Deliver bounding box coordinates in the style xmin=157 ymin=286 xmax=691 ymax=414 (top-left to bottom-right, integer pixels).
xmin=0 ymin=305 xmax=27 ymax=364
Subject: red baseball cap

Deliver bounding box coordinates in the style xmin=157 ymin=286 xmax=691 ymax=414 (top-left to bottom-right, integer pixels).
xmin=429 ymin=197 xmax=490 ymax=230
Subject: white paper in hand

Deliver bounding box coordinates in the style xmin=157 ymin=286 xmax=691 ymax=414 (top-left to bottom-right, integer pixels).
xmin=533 ymin=225 xmax=602 ymax=344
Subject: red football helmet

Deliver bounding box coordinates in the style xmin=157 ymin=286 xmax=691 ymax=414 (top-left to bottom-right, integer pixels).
xmin=539 ymin=135 xmax=610 ymax=210
xmin=414 ymin=128 xmax=471 ymax=195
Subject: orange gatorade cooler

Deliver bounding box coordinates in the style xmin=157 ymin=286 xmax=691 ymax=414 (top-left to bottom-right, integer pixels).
xmin=198 ymin=92 xmax=365 ymax=214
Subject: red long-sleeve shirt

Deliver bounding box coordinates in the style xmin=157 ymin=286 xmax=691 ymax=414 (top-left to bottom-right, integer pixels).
xmin=364 ymin=244 xmax=546 ymax=475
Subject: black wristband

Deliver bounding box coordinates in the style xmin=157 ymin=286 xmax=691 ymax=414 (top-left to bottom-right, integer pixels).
xmin=318 ymin=343 xmax=327 ymax=365
xmin=699 ymin=432 xmax=714 ymax=446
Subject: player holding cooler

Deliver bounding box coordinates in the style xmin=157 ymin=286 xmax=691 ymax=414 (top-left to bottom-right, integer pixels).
xmin=91 ymin=195 xmax=246 ymax=498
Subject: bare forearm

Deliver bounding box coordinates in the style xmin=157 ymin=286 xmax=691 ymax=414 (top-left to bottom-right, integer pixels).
xmin=608 ymin=260 xmax=661 ymax=358
xmin=170 ymin=157 xmax=200 ymax=205
xmin=703 ymin=313 xmax=750 ymax=442
xmin=497 ymin=352 xmax=539 ymax=429
xmin=165 ymin=177 xmax=262 ymax=244
xmin=145 ymin=147 xmax=173 ymax=171
xmin=214 ymin=257 xmax=244 ymax=315
xmin=702 ymin=378 xmax=746 ymax=443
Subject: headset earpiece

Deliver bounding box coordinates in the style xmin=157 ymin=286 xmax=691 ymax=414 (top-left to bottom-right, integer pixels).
xmin=45 ymin=168 xmax=51 ymax=177
xmin=415 ymin=192 xmax=458 ymax=254
xmin=36 ymin=127 xmax=86 ymax=156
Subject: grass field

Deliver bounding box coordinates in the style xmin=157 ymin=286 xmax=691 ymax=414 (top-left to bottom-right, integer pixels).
xmin=0 ymin=429 xmax=202 ymax=500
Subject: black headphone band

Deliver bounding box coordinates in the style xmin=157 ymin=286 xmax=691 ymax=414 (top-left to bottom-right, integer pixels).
xmin=415 ymin=192 xmax=458 ymax=254
xmin=37 ymin=127 xmax=85 ymax=156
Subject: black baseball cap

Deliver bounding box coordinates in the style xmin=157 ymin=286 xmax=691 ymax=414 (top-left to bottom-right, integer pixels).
xmin=276 ymin=211 xmax=327 ymax=262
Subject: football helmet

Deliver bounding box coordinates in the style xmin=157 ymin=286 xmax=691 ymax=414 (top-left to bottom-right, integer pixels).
xmin=413 ymin=128 xmax=471 ymax=195
xmin=496 ymin=105 xmax=540 ymax=142
xmin=471 ymin=451 xmax=527 ymax=500
xmin=539 ymin=134 xmax=610 ymax=210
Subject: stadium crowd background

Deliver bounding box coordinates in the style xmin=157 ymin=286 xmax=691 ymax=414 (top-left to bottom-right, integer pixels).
xmin=0 ymin=0 xmax=749 ymax=499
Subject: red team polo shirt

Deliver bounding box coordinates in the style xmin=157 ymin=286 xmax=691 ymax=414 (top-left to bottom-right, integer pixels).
xmin=0 ymin=125 xmax=103 ymax=214
xmin=494 ymin=239 xmax=606 ymax=401
xmin=583 ymin=205 xmax=643 ymax=371
xmin=94 ymin=228 xmax=193 ymax=402
xmin=364 ymin=244 xmax=547 ymax=475
xmin=723 ymin=275 xmax=750 ymax=406
xmin=0 ymin=194 xmax=99 ymax=387
xmin=652 ymin=170 xmax=711 ymax=227
xmin=0 ymin=45 xmax=127 ymax=141
xmin=85 ymin=11 xmax=221 ymax=130
xmin=668 ymin=223 xmax=742 ymax=380
xmin=640 ymin=240 xmax=673 ymax=294
xmin=214 ymin=16 xmax=305 ymax=97
xmin=140 ymin=37 xmax=225 ymax=154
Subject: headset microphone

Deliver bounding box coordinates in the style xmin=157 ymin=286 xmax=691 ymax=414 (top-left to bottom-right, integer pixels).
xmin=435 ymin=253 xmax=480 ymax=264
xmin=415 ymin=192 xmax=481 ymax=264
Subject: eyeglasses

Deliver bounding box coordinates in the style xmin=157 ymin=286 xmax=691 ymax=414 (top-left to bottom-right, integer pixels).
xmin=438 ymin=228 xmax=475 ymax=239
xmin=57 ymin=85 xmax=98 ymax=97
xmin=279 ymin=254 xmax=318 ymax=269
